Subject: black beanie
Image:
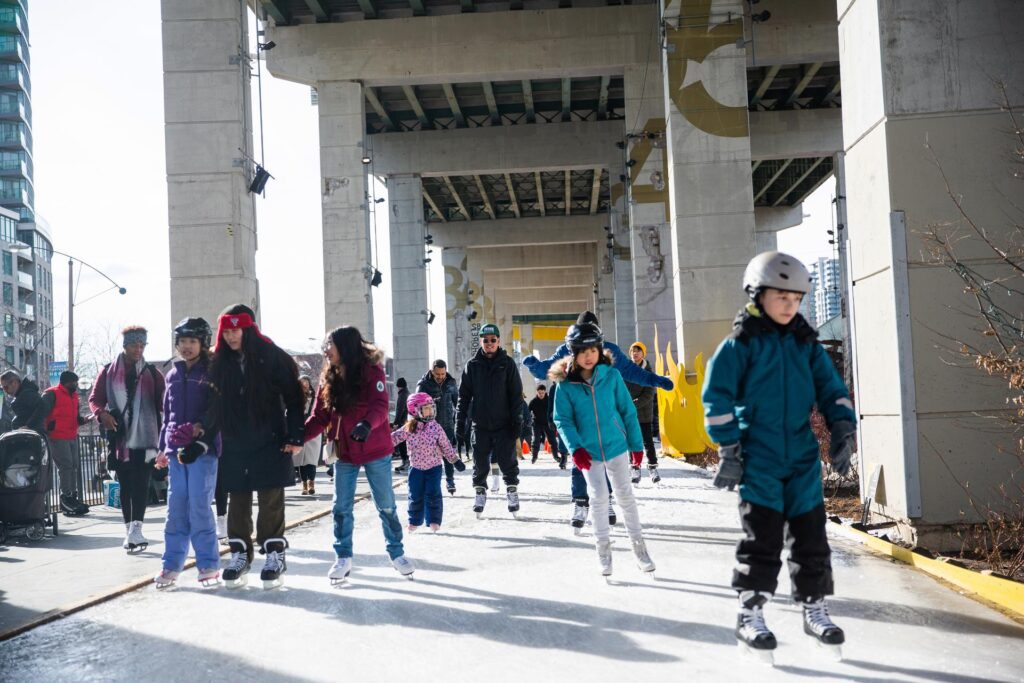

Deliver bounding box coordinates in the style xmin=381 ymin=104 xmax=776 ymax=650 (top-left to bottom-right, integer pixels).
xmin=577 ymin=311 xmax=599 ymax=326
xmin=396 ymin=377 xmax=407 ymax=389
xmin=59 ymin=371 xmax=79 ymax=384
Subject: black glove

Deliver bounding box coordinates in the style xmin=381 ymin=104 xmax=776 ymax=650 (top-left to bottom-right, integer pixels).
xmin=453 ymin=459 xmax=466 ymax=472
xmin=829 ymin=420 xmax=856 ymax=477
xmin=178 ymin=441 xmax=209 ymax=465
xmin=350 ymin=420 xmax=371 ymax=443
xmin=713 ymin=442 xmax=743 ymax=491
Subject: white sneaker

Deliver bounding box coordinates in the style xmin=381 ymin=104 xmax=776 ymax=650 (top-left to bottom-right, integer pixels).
xmin=392 ymin=555 xmax=415 ymax=578
xmin=216 ymin=515 xmax=227 ymax=540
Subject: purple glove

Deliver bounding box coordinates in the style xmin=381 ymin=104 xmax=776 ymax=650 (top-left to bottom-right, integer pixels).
xmin=167 ymin=422 xmax=196 ymax=449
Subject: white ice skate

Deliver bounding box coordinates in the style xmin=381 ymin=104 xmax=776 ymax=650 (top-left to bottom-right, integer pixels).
xmin=631 ymin=538 xmax=656 ymax=575
xmin=489 ymin=472 xmax=500 ymax=493
xmin=736 ymin=591 xmax=777 ymax=665
xmin=154 ymin=569 xmax=179 ymax=590
xmin=630 ymin=466 xmax=641 ymax=485
xmin=121 ymin=523 xmax=130 ymax=550
xmin=506 ymin=486 xmax=520 ymax=518
xmin=802 ymin=598 xmax=845 ymax=661
xmin=328 ymin=557 xmax=352 ymax=586
xmin=473 ymin=487 xmax=486 ymax=519
xmin=570 ymin=499 xmax=588 ymax=536
xmin=197 ymin=567 xmax=221 ymax=588
xmin=216 ymin=515 xmax=228 ymax=542
xmin=648 ymin=464 xmax=661 ymax=486
xmin=392 ymin=555 xmax=415 ymax=579
xmin=126 ymin=521 xmax=148 ymax=553
xmin=596 ymin=540 xmax=613 ymax=580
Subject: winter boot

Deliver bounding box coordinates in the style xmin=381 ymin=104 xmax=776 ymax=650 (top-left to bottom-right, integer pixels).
xmin=260 ymin=538 xmax=288 ymax=590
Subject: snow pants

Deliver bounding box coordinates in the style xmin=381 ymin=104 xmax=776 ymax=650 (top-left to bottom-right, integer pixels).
xmin=571 ymin=465 xmax=611 ymax=500
xmin=638 ymin=422 xmax=658 ymax=466
xmin=407 ymin=464 xmax=443 ymax=526
xmin=471 ymin=427 xmax=519 ymax=488
xmin=162 ymin=453 xmax=220 ymax=571
xmin=732 ymin=500 xmax=833 ymax=601
xmin=581 ymin=455 xmax=642 ymax=543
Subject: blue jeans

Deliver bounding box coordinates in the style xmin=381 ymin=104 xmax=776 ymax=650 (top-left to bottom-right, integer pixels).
xmin=407 ymin=465 xmax=443 ymax=526
xmin=162 ymin=453 xmax=219 ymax=570
xmin=333 ymin=456 xmax=404 ymax=560
xmin=571 ymin=465 xmax=612 ymax=501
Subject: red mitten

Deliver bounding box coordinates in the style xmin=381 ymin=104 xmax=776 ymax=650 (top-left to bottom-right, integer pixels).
xmin=631 ymin=451 xmax=643 ymax=467
xmin=572 ymin=448 xmax=592 ymax=471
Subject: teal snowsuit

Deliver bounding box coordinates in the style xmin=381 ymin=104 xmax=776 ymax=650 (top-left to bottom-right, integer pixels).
xmin=702 ymin=305 xmax=855 ymax=517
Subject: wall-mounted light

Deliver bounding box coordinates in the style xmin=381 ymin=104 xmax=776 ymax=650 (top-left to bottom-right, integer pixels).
xmin=258 ymin=41 xmax=276 ymax=51
xmin=361 ymin=155 xmax=372 ymax=165
xmin=625 ymin=159 xmax=637 ymax=168
xmin=421 ymin=309 xmax=436 ymax=325
xmin=425 ymin=234 xmax=434 ymax=244
xmin=374 ymin=197 xmax=385 ymax=204
xmin=467 ymin=310 xmax=478 ymax=321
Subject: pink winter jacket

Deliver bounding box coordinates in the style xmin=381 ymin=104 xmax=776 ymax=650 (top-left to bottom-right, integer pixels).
xmin=391 ymin=420 xmax=458 ymax=471
xmin=303 ymin=360 xmax=393 ymax=466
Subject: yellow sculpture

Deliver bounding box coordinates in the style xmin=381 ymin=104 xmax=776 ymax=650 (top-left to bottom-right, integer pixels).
xmin=653 ymin=329 xmax=717 ymax=455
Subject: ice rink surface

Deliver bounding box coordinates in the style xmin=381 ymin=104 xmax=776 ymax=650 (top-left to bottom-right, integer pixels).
xmin=1 ymin=458 xmax=1021 ymax=682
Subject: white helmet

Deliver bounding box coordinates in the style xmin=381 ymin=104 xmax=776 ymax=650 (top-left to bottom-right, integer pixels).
xmin=743 ymin=251 xmax=812 ymax=297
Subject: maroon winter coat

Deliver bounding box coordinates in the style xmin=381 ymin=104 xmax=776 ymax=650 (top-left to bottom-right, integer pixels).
xmin=303 ymin=356 xmax=392 ymax=466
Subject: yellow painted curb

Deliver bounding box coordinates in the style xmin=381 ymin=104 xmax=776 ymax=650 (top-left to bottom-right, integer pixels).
xmin=830 ymin=521 xmax=1024 ymax=619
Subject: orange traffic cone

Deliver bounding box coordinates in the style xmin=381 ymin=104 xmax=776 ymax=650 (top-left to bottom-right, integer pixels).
xmin=522 ymin=441 xmax=530 ymax=455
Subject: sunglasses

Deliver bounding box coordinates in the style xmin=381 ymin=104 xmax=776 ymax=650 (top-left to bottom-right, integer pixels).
xmin=481 ymin=337 xmax=499 ymax=344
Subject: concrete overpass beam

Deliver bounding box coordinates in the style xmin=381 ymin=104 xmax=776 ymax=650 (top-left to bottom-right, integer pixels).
xmin=163 ymin=0 xmax=259 ymax=326
xmin=370 ymin=121 xmax=624 ymax=177
xmin=749 ymin=109 xmax=843 ymax=160
xmin=663 ymin=1 xmax=756 ymax=365
xmin=388 ymin=174 xmax=429 ymax=382
xmin=754 ymin=205 xmax=804 ymax=251
xmin=431 ymin=216 xmax=604 ymax=249
xmin=319 ymin=81 xmax=374 ymax=334
xmin=742 ymin=0 xmax=839 ymax=66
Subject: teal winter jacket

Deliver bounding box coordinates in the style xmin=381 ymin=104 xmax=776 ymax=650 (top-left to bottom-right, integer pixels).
xmin=550 ymin=359 xmax=644 ymax=462
xmin=702 ymin=305 xmax=855 ymax=515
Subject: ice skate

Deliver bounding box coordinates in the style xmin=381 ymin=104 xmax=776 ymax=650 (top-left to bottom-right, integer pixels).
xmin=392 ymin=554 xmax=415 ymax=579
xmin=408 ymin=524 xmax=420 ymax=533
xmin=802 ymin=598 xmax=845 ymax=660
xmin=473 ymin=487 xmax=486 ymax=518
xmin=197 ymin=567 xmax=221 ymax=588
xmin=126 ymin=521 xmax=148 ymax=553
xmin=154 ymin=568 xmax=179 ymax=590
xmin=736 ymin=591 xmax=777 ymax=665
xmin=489 ymin=472 xmax=500 ymax=493
xmin=608 ymin=495 xmax=617 ymax=526
xmin=60 ymin=493 xmax=89 ymax=517
xmin=328 ymin=557 xmax=352 ymax=586
xmin=648 ymin=464 xmax=661 ymax=485
xmin=446 ymin=480 xmax=456 ymax=496
xmin=630 ymin=467 xmax=641 ymax=485
xmin=571 ymin=498 xmax=589 ymax=535
xmin=631 ymin=538 xmax=656 ymax=575
xmin=506 ymin=486 xmax=520 ymax=517
xmin=429 ymin=523 xmax=440 ymax=532
xmin=121 ymin=523 xmax=130 ymax=550
xmin=260 ymin=538 xmax=288 ymax=590
xmin=596 ymin=539 xmax=613 ymax=580
xmin=222 ymin=539 xmax=251 ymax=589
xmin=216 ymin=515 xmax=228 ymax=542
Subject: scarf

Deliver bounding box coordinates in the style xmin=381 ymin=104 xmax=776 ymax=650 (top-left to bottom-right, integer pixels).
xmin=106 ymin=353 xmax=161 ymax=462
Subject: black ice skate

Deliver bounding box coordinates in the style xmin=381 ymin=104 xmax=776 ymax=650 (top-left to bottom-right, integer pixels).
xmin=260 ymin=538 xmax=288 ymax=590
xmin=802 ymin=597 xmax=845 ymax=660
xmin=506 ymin=486 xmax=520 ymax=517
xmin=630 ymin=467 xmax=641 ymax=485
xmin=648 ymin=464 xmax=661 ymax=485
xmin=473 ymin=487 xmax=486 ymax=519
xmin=608 ymin=495 xmax=617 ymax=526
xmin=222 ymin=539 xmax=251 ymax=589
xmin=446 ymin=480 xmax=456 ymax=496
xmin=60 ymin=493 xmax=89 ymax=517
xmin=571 ymin=498 xmax=589 ymax=535
xmin=736 ymin=591 xmax=777 ymax=665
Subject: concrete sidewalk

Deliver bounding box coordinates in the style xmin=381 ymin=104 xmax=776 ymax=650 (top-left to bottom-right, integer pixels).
xmin=0 ymin=467 xmax=379 ymax=638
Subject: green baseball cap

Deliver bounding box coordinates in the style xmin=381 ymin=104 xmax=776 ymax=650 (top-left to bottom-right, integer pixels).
xmin=479 ymin=323 xmax=500 ymax=338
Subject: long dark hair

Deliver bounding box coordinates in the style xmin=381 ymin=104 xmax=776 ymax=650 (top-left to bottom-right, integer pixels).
xmin=318 ymin=326 xmax=379 ymax=413
xmin=208 ymin=304 xmax=297 ymax=433
xmin=566 ymin=345 xmax=612 ymax=382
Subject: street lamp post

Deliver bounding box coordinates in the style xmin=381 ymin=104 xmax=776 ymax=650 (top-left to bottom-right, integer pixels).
xmin=9 ymin=244 xmax=126 ymax=375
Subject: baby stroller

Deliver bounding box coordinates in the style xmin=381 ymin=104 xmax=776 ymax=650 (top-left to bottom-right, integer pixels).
xmin=0 ymin=429 xmax=57 ymax=544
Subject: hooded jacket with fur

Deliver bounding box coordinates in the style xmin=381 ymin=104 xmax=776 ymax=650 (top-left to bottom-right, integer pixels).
xmin=549 ymin=355 xmax=644 ymax=462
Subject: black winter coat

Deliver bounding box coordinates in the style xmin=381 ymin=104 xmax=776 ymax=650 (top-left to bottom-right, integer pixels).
xmin=626 ymin=360 xmax=657 ymax=424
xmin=528 ymin=395 xmax=549 ymax=426
xmin=11 ymin=379 xmax=44 ymax=434
xmin=456 ymin=347 xmax=524 ymax=435
xmin=204 ymin=347 xmax=304 ymax=493
xmin=394 ymin=387 xmax=409 ymax=427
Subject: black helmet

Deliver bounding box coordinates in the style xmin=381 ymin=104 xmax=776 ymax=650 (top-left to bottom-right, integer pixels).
xmin=174 ymin=317 xmax=212 ymax=347
xmin=565 ymin=322 xmax=603 ymax=352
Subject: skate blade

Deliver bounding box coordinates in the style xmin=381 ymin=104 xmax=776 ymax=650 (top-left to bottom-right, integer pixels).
xmin=572 ymin=527 xmax=583 ymax=536
xmin=475 ymin=511 xmax=483 ymax=519
xmin=154 ymin=582 xmax=177 ymax=591
xmin=814 ymin=640 xmax=843 ymax=661
xmin=126 ymin=544 xmax=147 ymax=554
xmin=225 ymin=576 xmax=248 ymax=589
xmin=509 ymin=510 xmax=519 ymax=518
xmin=262 ymin=578 xmax=283 ymax=590
xmin=329 ymin=576 xmax=350 ymax=588
xmin=199 ymin=578 xmax=221 ymax=589
xmin=738 ymin=641 xmax=775 ymax=666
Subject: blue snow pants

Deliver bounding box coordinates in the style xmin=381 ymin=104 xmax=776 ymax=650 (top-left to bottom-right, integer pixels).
xmin=162 ymin=453 xmax=220 ymax=571
xmin=407 ymin=464 xmax=444 ymax=526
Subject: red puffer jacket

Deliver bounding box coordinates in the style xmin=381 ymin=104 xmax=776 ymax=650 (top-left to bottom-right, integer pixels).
xmin=303 ymin=361 xmax=392 ymax=465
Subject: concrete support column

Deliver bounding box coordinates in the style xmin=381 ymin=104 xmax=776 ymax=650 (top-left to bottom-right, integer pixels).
xmin=441 ymin=247 xmax=472 ymax=378
xmin=388 ymin=174 xmax=429 ymax=383
xmin=662 ymin=0 xmax=756 ymax=364
xmin=318 ymin=81 xmax=373 ymax=334
xmin=840 ymin=0 xmax=1024 ymax=548
xmin=162 ymin=0 xmax=259 ymax=325
xmin=624 ymin=58 xmax=675 ymax=350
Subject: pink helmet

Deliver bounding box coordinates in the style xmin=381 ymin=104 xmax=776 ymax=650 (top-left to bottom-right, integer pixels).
xmin=406 ymin=392 xmax=435 ymax=420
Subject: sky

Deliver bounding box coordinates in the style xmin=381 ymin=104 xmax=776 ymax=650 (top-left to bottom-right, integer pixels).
xmin=29 ymin=2 xmax=833 ymax=370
